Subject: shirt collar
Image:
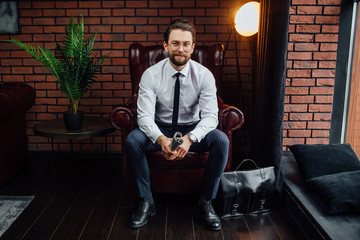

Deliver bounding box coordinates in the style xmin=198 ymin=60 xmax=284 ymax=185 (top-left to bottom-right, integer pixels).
xmin=166 ymin=58 xmax=191 ymax=78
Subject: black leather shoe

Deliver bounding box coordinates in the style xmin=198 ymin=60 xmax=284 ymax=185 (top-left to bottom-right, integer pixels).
xmin=196 ymin=201 xmax=221 ymax=231
xmin=128 ymin=199 xmax=156 ymax=228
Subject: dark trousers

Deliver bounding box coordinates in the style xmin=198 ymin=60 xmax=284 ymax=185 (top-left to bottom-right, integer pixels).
xmin=124 ymin=123 xmax=229 ymax=200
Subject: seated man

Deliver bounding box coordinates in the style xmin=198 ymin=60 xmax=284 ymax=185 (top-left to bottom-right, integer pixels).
xmin=125 ymin=19 xmax=229 ymax=231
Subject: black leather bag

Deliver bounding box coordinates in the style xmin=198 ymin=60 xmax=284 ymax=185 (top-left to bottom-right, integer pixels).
xmin=219 ymin=159 xmax=276 ymax=218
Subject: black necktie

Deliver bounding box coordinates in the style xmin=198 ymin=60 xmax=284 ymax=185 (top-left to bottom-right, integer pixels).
xmin=172 ymin=72 xmax=181 ymax=132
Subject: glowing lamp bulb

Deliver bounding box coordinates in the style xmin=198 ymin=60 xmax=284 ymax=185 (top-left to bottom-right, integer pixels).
xmin=234 ymin=2 xmax=260 ymax=37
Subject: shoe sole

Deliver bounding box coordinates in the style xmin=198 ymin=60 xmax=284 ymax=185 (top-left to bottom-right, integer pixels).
xmin=128 ymin=209 xmax=157 ymax=229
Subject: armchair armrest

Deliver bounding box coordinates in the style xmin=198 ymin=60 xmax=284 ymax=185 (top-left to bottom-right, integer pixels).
xmin=110 ymin=97 xmax=244 ymax=136
xmin=218 ymin=98 xmax=244 ymax=133
xmin=0 ymin=83 xmax=36 ymax=119
xmin=110 ymin=106 xmax=136 ymax=130
xmin=110 ymin=95 xmax=138 ymax=130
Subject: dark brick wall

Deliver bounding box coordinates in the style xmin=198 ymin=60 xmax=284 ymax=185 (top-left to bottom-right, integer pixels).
xmin=284 ymin=0 xmax=341 ymax=149
xmin=0 ymin=0 xmax=342 ymax=153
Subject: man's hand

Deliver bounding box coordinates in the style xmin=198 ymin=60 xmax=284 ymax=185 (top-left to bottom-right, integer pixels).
xmin=157 ymin=135 xmax=177 ymax=160
xmin=156 ymin=134 xmax=193 ymax=161
xmin=175 ymin=134 xmax=192 ymax=160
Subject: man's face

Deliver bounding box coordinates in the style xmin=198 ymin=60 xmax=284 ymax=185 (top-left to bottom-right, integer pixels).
xmin=163 ymin=29 xmax=195 ymax=69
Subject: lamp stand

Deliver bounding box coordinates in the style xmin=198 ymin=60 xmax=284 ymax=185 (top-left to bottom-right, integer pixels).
xmin=224 ymin=26 xmax=250 ymax=158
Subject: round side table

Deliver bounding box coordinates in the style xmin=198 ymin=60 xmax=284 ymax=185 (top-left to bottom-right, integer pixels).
xmin=33 ymin=116 xmax=115 ymax=144
xmin=33 ymin=116 xmax=116 ymax=192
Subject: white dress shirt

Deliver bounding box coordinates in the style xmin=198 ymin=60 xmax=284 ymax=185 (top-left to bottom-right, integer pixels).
xmin=137 ymin=58 xmax=219 ymax=143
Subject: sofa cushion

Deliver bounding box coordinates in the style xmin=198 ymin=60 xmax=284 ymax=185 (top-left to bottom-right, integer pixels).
xmin=147 ymin=151 xmax=208 ymax=169
xmin=282 ymin=152 xmax=360 ymax=240
xmin=307 ymin=170 xmax=360 ymax=214
xmin=289 ymin=144 xmax=360 ymax=180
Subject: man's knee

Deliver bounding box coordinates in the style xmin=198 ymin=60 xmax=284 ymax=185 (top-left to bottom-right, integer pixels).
xmin=125 ymin=129 xmax=146 ymax=151
xmin=209 ymin=129 xmax=229 ymax=148
xmin=124 ymin=131 xmax=135 ymax=149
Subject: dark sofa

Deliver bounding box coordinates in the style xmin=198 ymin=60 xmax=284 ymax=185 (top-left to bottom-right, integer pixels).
xmin=282 ymin=151 xmax=360 ymax=240
xmin=0 ymin=83 xmax=35 ymax=186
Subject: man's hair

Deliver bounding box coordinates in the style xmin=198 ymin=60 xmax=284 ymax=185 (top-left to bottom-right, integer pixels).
xmin=163 ymin=19 xmax=196 ymax=44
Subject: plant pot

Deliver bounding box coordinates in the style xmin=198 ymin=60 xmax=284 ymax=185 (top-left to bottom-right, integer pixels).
xmin=63 ymin=111 xmax=83 ymax=131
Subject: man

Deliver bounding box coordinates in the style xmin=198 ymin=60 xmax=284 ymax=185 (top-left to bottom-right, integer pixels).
xmin=125 ymin=19 xmax=229 ymax=231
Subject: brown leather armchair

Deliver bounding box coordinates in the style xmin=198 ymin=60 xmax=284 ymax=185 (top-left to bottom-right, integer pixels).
xmin=0 ymin=83 xmax=35 ymax=186
xmin=110 ymin=42 xmax=244 ymax=193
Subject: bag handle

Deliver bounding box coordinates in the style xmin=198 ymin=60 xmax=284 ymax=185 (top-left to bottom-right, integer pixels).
xmin=234 ymin=159 xmax=260 ymax=171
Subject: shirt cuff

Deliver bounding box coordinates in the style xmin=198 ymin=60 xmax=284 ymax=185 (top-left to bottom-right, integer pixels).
xmin=149 ymin=127 xmax=163 ymax=143
xmin=190 ymin=128 xmax=204 ymax=143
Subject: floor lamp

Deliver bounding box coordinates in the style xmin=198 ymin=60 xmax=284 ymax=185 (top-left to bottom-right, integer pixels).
xmin=224 ymin=1 xmax=260 ymax=157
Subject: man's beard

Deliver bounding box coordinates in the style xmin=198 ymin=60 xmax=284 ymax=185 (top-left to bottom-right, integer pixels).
xmin=169 ymin=53 xmax=190 ymax=66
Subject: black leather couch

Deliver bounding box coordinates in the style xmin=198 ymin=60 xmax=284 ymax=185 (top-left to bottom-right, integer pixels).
xmin=282 ymin=151 xmax=360 ymax=240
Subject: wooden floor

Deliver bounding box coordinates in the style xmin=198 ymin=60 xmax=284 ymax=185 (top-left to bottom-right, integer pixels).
xmin=0 ymin=153 xmax=306 ymax=240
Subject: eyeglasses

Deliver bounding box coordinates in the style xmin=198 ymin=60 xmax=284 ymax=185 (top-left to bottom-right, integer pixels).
xmin=168 ymin=41 xmax=193 ymax=52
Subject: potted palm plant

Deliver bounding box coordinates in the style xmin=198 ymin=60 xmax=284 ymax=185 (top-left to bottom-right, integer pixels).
xmin=6 ymin=15 xmax=109 ymax=130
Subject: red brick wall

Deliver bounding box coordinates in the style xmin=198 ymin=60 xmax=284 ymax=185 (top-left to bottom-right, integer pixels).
xmin=0 ymin=0 xmax=252 ymax=153
xmin=284 ymin=0 xmax=341 ymax=150
xmin=0 ymin=0 xmax=342 ymax=153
